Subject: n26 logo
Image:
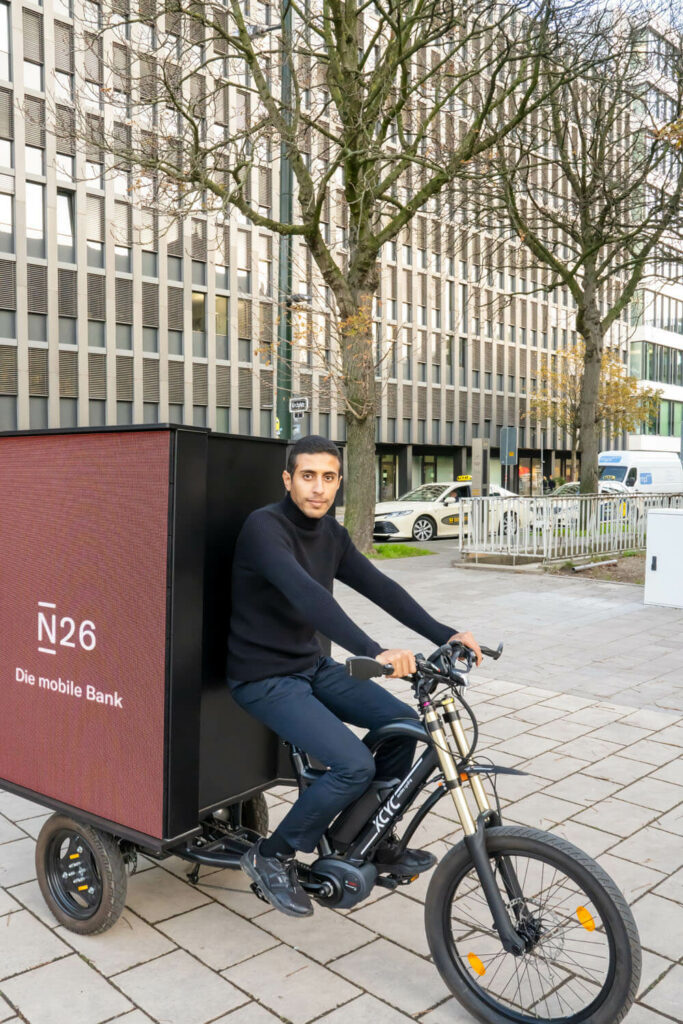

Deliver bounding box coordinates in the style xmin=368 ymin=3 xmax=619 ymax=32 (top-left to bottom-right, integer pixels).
xmin=37 ymin=602 xmax=96 ymax=655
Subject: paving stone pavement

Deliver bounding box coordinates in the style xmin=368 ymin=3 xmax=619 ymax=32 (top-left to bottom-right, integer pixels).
xmin=1 ymin=566 xmax=682 ymax=1024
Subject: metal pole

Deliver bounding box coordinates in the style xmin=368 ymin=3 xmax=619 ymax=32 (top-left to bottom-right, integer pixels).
xmin=275 ymin=2 xmax=293 ymax=440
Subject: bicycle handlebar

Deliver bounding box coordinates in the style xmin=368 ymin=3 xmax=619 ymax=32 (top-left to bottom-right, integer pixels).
xmin=345 ymin=640 xmax=503 ymax=681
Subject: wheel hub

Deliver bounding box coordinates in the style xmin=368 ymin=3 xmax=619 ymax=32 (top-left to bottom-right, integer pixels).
xmin=48 ymin=831 xmax=102 ymax=916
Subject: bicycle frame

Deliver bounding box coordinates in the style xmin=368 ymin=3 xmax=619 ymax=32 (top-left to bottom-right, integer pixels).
xmin=301 ymin=669 xmax=529 ymax=954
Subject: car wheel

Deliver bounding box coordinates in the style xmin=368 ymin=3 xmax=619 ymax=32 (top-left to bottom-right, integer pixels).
xmin=502 ymin=511 xmax=518 ymax=536
xmin=412 ymin=516 xmax=436 ymax=542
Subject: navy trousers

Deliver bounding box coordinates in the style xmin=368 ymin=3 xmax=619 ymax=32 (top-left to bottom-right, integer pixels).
xmin=229 ymin=657 xmax=419 ymax=852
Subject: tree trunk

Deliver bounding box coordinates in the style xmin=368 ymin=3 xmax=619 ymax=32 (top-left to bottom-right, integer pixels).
xmin=344 ymin=412 xmax=376 ymax=553
xmin=578 ymin=312 xmax=603 ymax=494
xmin=339 ymin=293 xmax=377 ymax=553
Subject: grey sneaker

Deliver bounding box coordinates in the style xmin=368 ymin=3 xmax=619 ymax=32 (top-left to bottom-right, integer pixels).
xmin=240 ymin=838 xmax=313 ymax=917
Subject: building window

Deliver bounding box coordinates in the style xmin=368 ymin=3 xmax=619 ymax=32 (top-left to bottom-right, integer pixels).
xmin=0 ymin=308 xmax=14 ymax=337
xmin=258 ymin=235 xmax=272 ymax=296
xmin=216 ymin=264 xmax=228 ymax=290
xmin=169 ymin=330 xmax=183 ymax=356
xmin=58 ymin=317 xmax=76 ymax=344
xmin=28 ymin=312 xmax=46 ymax=341
xmin=60 ymin=398 xmax=77 ymax=427
xmin=239 ymin=408 xmax=251 ymax=433
xmin=89 ymin=399 xmax=105 ymax=425
xmin=0 ymin=3 xmax=10 ymax=81
xmin=237 ymin=230 xmax=251 ymax=292
xmin=143 ymin=327 xmax=158 ymax=353
xmin=115 ymin=246 xmax=131 ymax=273
xmin=26 ymin=182 xmax=45 ymax=257
xmin=24 ymin=62 xmax=43 ymax=91
xmin=144 ymin=402 xmax=158 ymax=423
xmin=26 ymin=145 xmax=44 ymax=174
xmin=30 ymin=397 xmax=48 ymax=428
xmin=88 ymin=321 xmax=105 ymax=346
xmin=0 ymin=191 xmax=11 ymax=252
xmin=192 ymin=259 xmax=206 ymax=286
xmin=216 ymin=295 xmax=229 ymax=360
xmin=57 ymin=191 xmax=75 ymax=262
xmin=168 ymin=255 xmax=182 ymax=282
xmin=142 ymin=251 xmax=158 ymax=277
xmin=117 ymin=401 xmax=133 ymax=425
xmin=192 ymin=292 xmax=206 ymax=357
xmin=116 ymin=323 xmax=132 ymax=349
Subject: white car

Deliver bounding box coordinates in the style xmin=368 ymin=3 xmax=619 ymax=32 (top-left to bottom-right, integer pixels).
xmin=373 ymin=478 xmax=517 ymax=542
xmin=549 ymin=481 xmax=630 ymax=528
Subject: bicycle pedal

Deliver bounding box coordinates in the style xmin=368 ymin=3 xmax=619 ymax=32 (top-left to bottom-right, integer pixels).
xmin=249 ymin=881 xmax=270 ymax=904
xmin=376 ymin=875 xmax=399 ymax=890
xmin=396 ymin=874 xmax=420 ymax=885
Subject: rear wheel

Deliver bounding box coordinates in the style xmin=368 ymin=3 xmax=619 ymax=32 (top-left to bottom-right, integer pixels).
xmin=35 ymin=813 xmax=127 ymax=934
xmin=425 ymin=826 xmax=640 ymax=1024
xmin=241 ymin=792 xmax=269 ymax=836
xmin=412 ymin=516 xmax=436 ymax=542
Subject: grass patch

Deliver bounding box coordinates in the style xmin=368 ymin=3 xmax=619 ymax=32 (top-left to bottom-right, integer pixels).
xmin=369 ymin=543 xmax=435 ymax=559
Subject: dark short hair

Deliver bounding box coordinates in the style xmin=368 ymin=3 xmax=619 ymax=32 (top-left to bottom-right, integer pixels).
xmin=286 ymin=435 xmax=342 ymax=476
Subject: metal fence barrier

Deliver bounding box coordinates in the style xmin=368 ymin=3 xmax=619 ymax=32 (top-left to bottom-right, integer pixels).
xmin=460 ymin=493 xmax=683 ymax=563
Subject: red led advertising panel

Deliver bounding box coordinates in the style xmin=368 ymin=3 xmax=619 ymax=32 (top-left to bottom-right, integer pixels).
xmin=0 ymin=430 xmax=171 ymax=838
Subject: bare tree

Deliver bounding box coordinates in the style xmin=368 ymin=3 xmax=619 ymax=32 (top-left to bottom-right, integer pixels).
xmin=479 ymin=4 xmax=683 ymax=493
xmin=74 ymin=0 xmax=602 ymax=549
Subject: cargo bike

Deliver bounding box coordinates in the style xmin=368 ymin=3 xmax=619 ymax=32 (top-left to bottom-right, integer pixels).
xmin=0 ymin=427 xmax=641 ymax=1024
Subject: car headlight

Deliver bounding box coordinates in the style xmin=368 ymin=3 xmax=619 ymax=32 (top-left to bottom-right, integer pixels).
xmin=376 ymin=509 xmax=414 ymax=519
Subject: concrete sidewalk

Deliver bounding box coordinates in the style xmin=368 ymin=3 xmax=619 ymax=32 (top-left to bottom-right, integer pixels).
xmin=1 ymin=566 xmax=681 ymax=1024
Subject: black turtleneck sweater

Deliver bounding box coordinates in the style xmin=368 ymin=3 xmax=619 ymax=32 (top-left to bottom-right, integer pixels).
xmin=227 ymin=494 xmax=457 ymax=682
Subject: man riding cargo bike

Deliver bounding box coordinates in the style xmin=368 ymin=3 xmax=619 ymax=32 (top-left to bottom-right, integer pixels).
xmin=227 ymin=434 xmax=480 ymax=915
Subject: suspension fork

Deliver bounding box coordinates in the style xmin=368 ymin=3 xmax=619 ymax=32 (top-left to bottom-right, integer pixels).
xmin=422 ymin=697 xmax=525 ymax=955
xmin=440 ymin=696 xmax=526 ymax=912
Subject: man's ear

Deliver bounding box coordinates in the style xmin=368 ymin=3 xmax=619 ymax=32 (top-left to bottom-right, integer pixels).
xmin=282 ymin=469 xmax=292 ymax=492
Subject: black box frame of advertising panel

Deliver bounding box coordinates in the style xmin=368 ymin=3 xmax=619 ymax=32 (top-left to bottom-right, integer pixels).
xmin=0 ymin=425 xmax=297 ymax=853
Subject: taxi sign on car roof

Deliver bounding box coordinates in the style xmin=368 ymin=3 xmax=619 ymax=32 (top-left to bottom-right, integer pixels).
xmin=457 ymin=474 xmax=472 ymax=481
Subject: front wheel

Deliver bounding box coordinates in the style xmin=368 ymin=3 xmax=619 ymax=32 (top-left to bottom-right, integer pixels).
xmin=425 ymin=825 xmax=640 ymax=1024
xmin=412 ymin=516 xmax=436 ymax=542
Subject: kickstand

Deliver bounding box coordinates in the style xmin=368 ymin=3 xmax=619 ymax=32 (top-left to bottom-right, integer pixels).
xmin=187 ymin=864 xmax=201 ymax=885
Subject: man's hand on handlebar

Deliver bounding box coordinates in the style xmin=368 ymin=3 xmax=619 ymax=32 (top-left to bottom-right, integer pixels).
xmin=376 ymin=649 xmax=417 ymax=678
xmin=448 ymin=631 xmax=483 ymax=667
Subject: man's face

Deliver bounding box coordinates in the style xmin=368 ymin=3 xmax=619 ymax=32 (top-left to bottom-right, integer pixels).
xmin=283 ymin=453 xmax=342 ymax=519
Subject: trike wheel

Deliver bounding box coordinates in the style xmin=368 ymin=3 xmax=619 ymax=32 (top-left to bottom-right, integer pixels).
xmin=35 ymin=813 xmax=127 ymax=934
xmin=425 ymin=825 xmax=640 ymax=1024
xmin=241 ymin=792 xmax=269 ymax=836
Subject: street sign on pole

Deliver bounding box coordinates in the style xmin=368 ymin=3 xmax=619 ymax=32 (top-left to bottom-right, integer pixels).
xmin=500 ymin=427 xmax=518 ymax=466
xmin=289 ymin=396 xmax=310 ymax=414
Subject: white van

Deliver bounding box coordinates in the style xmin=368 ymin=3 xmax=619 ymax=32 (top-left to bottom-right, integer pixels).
xmin=598 ymin=450 xmax=683 ymax=493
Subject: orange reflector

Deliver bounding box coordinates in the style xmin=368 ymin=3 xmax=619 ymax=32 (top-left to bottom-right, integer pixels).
xmin=77 ymin=885 xmax=89 ymax=891
xmin=460 ymin=772 xmax=469 ymax=782
xmin=410 ymin=874 xmax=419 ymax=882
xmin=576 ymin=906 xmax=595 ymax=931
xmin=467 ymin=953 xmax=486 ymax=976
xmin=69 ymin=854 xmax=80 ymax=860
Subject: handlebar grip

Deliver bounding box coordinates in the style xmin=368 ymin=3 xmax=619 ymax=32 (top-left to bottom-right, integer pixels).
xmin=345 ymin=656 xmax=393 ymax=680
xmin=480 ymin=642 xmax=504 ymax=661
